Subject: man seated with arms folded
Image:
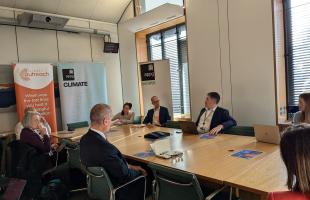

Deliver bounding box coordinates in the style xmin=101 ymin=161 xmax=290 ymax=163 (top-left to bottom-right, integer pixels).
xmin=16 ymin=107 xmax=51 ymax=140
xmin=143 ymin=96 xmax=171 ymax=127
xmin=196 ymin=92 xmax=236 ymax=134
xmin=80 ymin=104 xmax=147 ymax=200
xmin=268 ymin=124 xmax=310 ymax=200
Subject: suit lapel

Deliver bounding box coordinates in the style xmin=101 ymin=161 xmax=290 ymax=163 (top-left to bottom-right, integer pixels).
xmin=196 ymin=109 xmax=205 ymax=125
xmin=158 ymin=106 xmax=161 ymax=122
xmin=210 ymin=107 xmax=219 ymax=129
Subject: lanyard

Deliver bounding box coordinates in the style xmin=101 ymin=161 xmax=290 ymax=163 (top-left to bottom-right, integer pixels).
xmin=202 ymin=109 xmax=214 ymax=125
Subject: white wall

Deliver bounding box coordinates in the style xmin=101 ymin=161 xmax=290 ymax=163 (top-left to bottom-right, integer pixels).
xmin=118 ymin=1 xmax=141 ymax=115
xmin=186 ymin=0 xmax=276 ymax=125
xmin=0 ymin=19 xmax=123 ymax=131
xmin=186 ymin=0 xmax=222 ymax=121
xmin=228 ymin=0 xmax=276 ymax=125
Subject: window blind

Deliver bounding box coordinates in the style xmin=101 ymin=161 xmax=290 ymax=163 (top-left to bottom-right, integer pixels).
xmin=285 ymin=0 xmax=310 ymax=106
xmin=146 ymin=24 xmax=190 ymax=116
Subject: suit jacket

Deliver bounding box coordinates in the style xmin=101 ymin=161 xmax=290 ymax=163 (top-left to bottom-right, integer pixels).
xmin=195 ymin=107 xmax=236 ymax=132
xmin=143 ymin=106 xmax=171 ymax=126
xmin=80 ymin=129 xmax=141 ymax=187
xmin=20 ymin=128 xmax=51 ymax=153
xmin=268 ymin=192 xmax=310 ymax=200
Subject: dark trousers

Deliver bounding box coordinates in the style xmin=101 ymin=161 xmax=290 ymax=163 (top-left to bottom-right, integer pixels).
xmin=126 ymin=159 xmax=154 ymax=198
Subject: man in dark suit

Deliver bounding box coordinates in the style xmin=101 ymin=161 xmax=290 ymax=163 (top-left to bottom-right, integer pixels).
xmin=143 ymin=96 xmax=171 ymax=127
xmin=80 ymin=104 xmax=147 ymax=200
xmin=196 ymin=92 xmax=236 ymax=135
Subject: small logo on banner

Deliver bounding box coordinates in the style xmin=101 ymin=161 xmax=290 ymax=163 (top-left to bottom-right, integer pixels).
xmin=62 ymin=68 xmax=88 ymax=87
xmin=20 ymin=69 xmax=30 ymax=81
xmin=19 ymin=68 xmax=49 ymax=81
xmin=140 ymin=63 xmax=155 ymax=82
xmin=62 ymin=69 xmax=75 ymax=81
xmin=14 ymin=64 xmax=53 ymax=90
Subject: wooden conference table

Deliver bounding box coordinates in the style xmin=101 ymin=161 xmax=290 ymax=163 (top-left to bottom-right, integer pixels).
xmin=53 ymin=125 xmax=287 ymax=200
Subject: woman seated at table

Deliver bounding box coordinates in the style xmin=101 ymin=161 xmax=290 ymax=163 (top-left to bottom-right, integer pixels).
xmin=15 ymin=107 xmax=51 ymax=140
xmin=293 ymin=93 xmax=310 ymax=124
xmin=268 ymin=124 xmax=310 ymax=200
xmin=20 ymin=110 xmax=51 ymax=153
xmin=112 ymin=102 xmax=135 ymax=124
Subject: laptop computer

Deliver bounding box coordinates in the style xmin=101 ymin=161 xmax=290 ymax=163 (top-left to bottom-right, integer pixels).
xmin=254 ymin=124 xmax=281 ymax=145
xmin=179 ymin=121 xmax=199 ymax=134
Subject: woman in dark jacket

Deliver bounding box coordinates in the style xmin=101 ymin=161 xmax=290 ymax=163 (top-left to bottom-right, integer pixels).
xmin=20 ymin=111 xmax=51 ymax=153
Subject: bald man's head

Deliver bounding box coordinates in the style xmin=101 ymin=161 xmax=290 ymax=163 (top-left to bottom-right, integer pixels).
xmin=90 ymin=104 xmax=112 ymax=125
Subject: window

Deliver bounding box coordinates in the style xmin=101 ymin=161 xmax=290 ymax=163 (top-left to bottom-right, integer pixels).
xmin=149 ymin=33 xmax=162 ymax=60
xmin=147 ymin=24 xmax=190 ymax=118
xmin=136 ymin=0 xmax=183 ymax=15
xmin=284 ymin=0 xmax=310 ymax=113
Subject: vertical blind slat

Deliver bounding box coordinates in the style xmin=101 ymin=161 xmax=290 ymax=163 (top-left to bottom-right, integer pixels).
xmin=286 ymin=0 xmax=310 ymax=106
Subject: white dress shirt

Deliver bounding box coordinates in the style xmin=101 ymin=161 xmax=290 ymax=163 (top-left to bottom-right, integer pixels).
xmin=90 ymin=128 xmax=107 ymax=140
xmin=197 ymin=106 xmax=217 ymax=133
xmin=153 ymin=107 xmax=160 ymax=125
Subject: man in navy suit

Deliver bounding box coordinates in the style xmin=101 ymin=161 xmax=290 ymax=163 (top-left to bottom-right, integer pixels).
xmin=143 ymin=96 xmax=171 ymax=127
xmin=80 ymin=104 xmax=147 ymax=200
xmin=196 ymin=92 xmax=236 ymax=135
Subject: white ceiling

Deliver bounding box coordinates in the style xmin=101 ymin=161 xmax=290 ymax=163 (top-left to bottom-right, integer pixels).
xmin=0 ymin=0 xmax=132 ymax=23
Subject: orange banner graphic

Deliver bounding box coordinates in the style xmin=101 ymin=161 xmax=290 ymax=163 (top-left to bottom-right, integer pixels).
xmin=13 ymin=63 xmax=57 ymax=139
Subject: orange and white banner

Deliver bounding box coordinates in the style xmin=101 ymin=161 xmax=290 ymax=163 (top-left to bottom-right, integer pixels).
xmin=13 ymin=63 xmax=57 ymax=133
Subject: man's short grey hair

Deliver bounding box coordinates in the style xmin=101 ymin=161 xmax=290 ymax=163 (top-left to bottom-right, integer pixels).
xmin=151 ymin=96 xmax=158 ymax=101
xmin=90 ymin=104 xmax=112 ymax=124
xmin=22 ymin=111 xmax=40 ymax=128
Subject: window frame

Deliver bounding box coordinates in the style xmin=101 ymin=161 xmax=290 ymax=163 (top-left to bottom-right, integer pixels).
xmin=146 ymin=23 xmax=189 ymax=116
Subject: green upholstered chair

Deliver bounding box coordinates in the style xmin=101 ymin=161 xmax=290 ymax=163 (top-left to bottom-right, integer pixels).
xmin=224 ymin=126 xmax=255 ymax=137
xmin=166 ymin=120 xmax=181 ymax=129
xmin=67 ymin=121 xmax=89 ymax=131
xmin=81 ymin=165 xmax=146 ymax=200
xmin=133 ymin=116 xmax=142 ymax=124
xmin=149 ymin=163 xmax=227 ymax=200
xmin=62 ymin=139 xmax=81 ymax=169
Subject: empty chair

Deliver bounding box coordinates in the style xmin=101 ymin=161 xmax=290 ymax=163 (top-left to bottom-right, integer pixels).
xmin=67 ymin=121 xmax=89 ymax=131
xmin=149 ymin=163 xmax=227 ymax=200
xmin=56 ymin=138 xmax=80 ymax=170
xmin=81 ymin=164 xmax=146 ymax=200
xmin=223 ymin=126 xmax=255 ymax=137
xmin=133 ymin=116 xmax=142 ymax=124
